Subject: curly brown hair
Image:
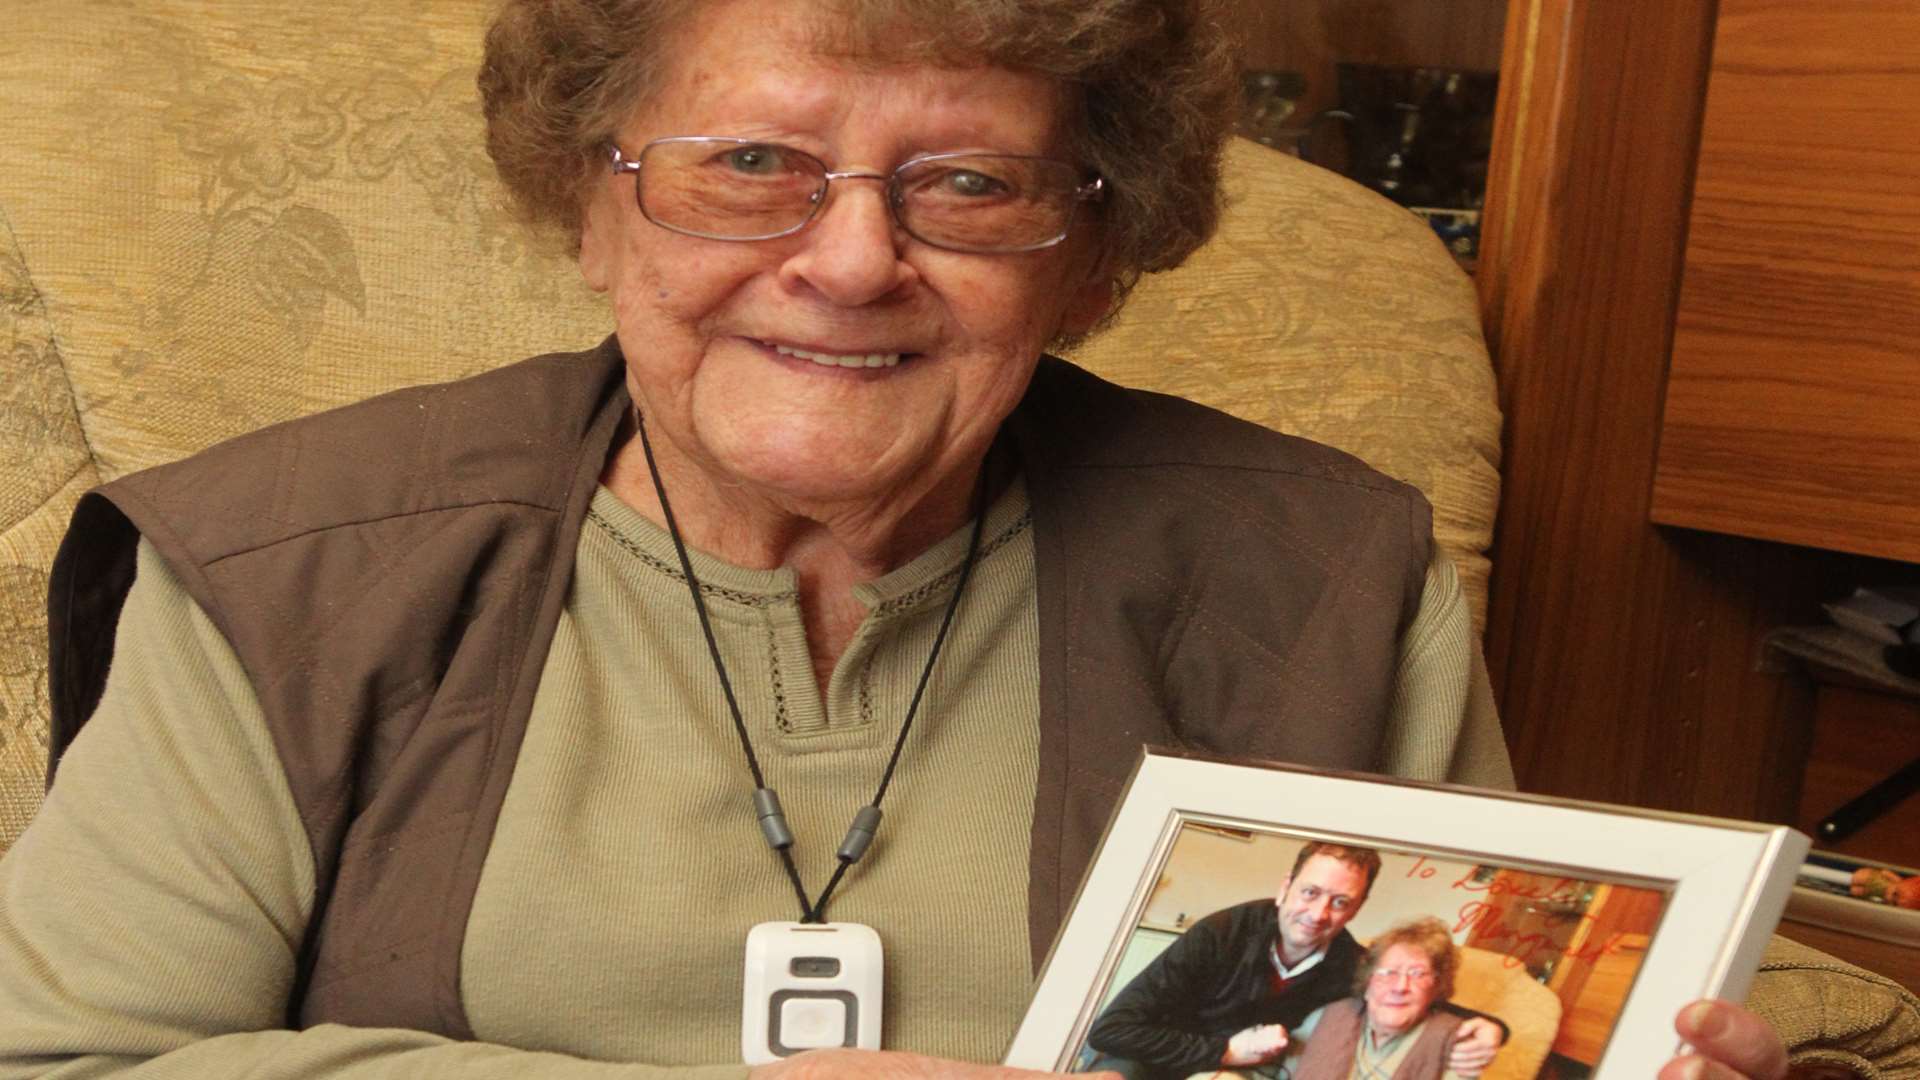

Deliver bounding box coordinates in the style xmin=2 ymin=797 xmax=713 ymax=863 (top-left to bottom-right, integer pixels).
xmin=1356 ymin=916 xmax=1459 ymax=1003
xmin=478 ymin=0 xmax=1238 ymax=305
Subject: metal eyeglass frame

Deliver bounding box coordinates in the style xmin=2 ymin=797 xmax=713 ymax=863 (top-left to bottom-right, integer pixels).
xmin=607 ymin=137 xmax=1105 ymax=254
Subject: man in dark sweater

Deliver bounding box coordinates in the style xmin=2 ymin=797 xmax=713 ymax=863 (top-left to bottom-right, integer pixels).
xmin=1083 ymin=843 xmax=1501 ymax=1079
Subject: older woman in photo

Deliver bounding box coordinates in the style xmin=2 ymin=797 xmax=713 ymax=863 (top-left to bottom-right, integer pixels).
xmin=1291 ymin=919 xmax=1472 ymax=1080
xmin=0 ymin=1 xmax=1788 ymax=1077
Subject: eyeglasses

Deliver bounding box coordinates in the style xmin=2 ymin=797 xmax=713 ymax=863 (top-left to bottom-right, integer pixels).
xmin=608 ymin=137 xmax=1104 ymax=254
xmin=1369 ymin=965 xmax=1436 ymax=985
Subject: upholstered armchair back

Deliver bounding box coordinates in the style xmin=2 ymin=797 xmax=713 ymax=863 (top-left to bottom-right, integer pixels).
xmin=0 ymin=3 xmax=1499 ymax=850
xmin=1453 ymin=946 xmax=1563 ymax=1080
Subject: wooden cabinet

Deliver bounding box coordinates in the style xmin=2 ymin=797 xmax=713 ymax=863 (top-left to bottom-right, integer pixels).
xmin=1475 ymin=0 xmax=1920 ymax=1002
xmin=1478 ymin=0 xmax=1920 ymax=832
xmin=1651 ymin=1 xmax=1920 ymax=564
xmin=1220 ymin=0 xmax=1920 ymax=848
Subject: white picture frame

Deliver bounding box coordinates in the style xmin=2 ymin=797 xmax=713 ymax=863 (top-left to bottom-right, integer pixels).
xmin=1004 ymin=750 xmax=1808 ymax=1078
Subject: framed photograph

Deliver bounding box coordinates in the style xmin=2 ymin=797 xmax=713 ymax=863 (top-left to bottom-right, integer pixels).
xmin=1005 ymin=750 xmax=1807 ymax=1079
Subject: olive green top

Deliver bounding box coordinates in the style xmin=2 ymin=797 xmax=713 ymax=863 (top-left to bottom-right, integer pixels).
xmin=0 ymin=481 xmax=1507 ymax=1079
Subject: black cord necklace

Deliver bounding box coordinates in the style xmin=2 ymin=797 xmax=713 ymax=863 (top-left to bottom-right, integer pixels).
xmin=634 ymin=409 xmax=989 ymax=924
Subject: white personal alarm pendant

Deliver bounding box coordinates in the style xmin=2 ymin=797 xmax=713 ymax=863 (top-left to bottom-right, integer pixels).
xmin=742 ymin=921 xmax=884 ymax=1063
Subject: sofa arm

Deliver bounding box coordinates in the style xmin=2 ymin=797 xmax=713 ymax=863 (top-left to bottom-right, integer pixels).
xmin=1748 ymin=935 xmax=1920 ymax=1078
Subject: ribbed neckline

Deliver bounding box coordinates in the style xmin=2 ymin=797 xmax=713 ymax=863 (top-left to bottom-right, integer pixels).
xmin=583 ymin=477 xmax=1033 ymax=618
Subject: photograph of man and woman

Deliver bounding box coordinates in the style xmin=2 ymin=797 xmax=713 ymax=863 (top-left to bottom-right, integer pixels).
xmin=1070 ymin=823 xmax=1669 ymax=1080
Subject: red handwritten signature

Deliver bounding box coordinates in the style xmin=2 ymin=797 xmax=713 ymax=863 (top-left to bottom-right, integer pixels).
xmin=1406 ymin=856 xmax=1631 ymax=969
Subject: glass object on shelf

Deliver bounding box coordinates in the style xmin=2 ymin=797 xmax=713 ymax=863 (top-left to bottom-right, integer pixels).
xmin=1237 ymin=69 xmax=1309 ymax=154
xmin=1301 ymin=63 xmax=1499 ymax=264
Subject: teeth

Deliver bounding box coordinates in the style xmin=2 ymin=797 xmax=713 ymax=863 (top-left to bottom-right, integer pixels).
xmin=772 ymin=343 xmax=901 ymax=368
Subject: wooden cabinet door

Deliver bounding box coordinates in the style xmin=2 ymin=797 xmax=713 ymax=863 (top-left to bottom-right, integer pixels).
xmin=1652 ymin=1 xmax=1920 ymax=563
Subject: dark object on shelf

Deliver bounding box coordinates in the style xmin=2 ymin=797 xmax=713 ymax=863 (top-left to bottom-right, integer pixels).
xmin=1889 ymin=638 xmax=1920 ymax=680
xmin=1825 ymin=585 xmax=1920 ymax=646
xmin=1237 ymin=69 xmax=1308 ymax=153
xmin=1819 ymin=755 xmax=1920 ymax=843
xmin=1767 ymin=622 xmax=1920 ymax=844
xmin=1890 ymin=643 xmax=1920 ymax=680
xmin=1765 ymin=625 xmax=1920 ymax=699
xmin=1301 ymin=63 xmax=1499 ymax=212
xmin=1411 ymin=206 xmax=1482 ymax=262
xmin=1822 ymin=583 xmax=1920 ymax=695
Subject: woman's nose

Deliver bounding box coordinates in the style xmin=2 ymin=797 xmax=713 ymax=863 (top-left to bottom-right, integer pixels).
xmin=778 ymin=175 xmax=916 ymax=306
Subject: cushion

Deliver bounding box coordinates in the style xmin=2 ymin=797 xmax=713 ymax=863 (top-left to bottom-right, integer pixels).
xmin=1073 ymin=138 xmax=1501 ymax=636
xmin=1757 ymin=936 xmax=1920 ymax=1078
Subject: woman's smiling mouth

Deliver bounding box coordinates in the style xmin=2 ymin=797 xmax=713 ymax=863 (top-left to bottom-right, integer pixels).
xmin=769 ymin=341 xmax=905 ymax=368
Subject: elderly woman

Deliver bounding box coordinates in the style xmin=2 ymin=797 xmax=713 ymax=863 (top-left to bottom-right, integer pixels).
xmin=1291 ymin=919 xmax=1470 ymax=1080
xmin=0 ymin=0 xmax=1785 ymax=1077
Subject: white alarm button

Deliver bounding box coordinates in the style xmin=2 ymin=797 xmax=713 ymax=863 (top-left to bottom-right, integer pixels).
xmin=743 ymin=922 xmax=882 ymax=1063
xmin=779 ymin=996 xmax=846 ymax=1048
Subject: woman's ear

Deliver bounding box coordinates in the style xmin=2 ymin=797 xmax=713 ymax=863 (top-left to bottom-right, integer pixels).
xmin=1057 ymin=245 xmax=1117 ymax=339
xmin=578 ymin=183 xmax=616 ymax=294
xmin=1060 ymin=272 xmax=1116 ymax=338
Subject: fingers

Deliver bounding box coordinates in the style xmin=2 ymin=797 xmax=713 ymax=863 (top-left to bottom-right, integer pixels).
xmin=1665 ymin=1000 xmax=1789 ymax=1080
xmin=1447 ymin=1044 xmax=1496 ymax=1074
xmin=1446 ymin=1018 xmax=1500 ymax=1074
xmin=1222 ymin=1023 xmax=1289 ymax=1066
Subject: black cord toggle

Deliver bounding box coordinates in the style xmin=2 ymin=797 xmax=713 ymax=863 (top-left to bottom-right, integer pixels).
xmin=835 ymin=805 xmax=883 ymax=863
xmin=635 ymin=408 xmax=989 ymax=925
xmin=753 ymin=788 xmax=794 ymax=850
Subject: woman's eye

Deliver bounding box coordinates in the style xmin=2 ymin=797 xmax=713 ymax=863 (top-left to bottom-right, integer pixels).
xmin=942 ymin=169 xmax=1009 ymax=197
xmin=723 ymin=146 xmax=784 ymax=174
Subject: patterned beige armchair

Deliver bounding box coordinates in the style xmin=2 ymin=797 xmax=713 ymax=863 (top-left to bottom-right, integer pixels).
xmin=0 ymin=2 xmax=1911 ymax=1075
